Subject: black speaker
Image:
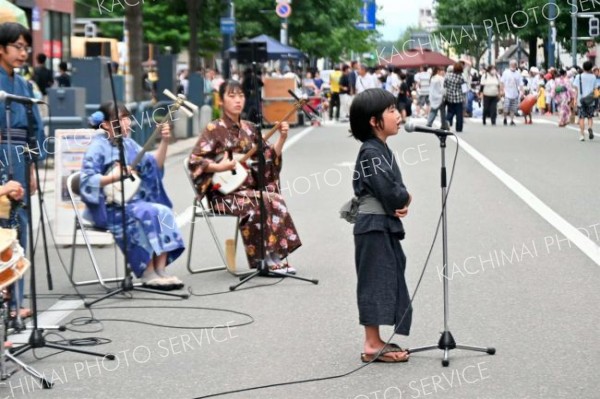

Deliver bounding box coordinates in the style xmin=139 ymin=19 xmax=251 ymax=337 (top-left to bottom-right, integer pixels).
xmin=236 ymin=42 xmax=268 ymax=64
xmin=85 ymin=41 xmax=111 ymax=58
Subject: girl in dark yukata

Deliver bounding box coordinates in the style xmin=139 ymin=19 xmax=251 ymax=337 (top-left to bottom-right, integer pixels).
xmin=350 ymin=88 xmax=413 ymax=363
xmin=188 ymin=80 xmax=299 ymax=273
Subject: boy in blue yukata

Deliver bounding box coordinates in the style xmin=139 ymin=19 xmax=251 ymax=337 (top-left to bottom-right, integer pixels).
xmin=0 ymin=22 xmax=46 ymax=319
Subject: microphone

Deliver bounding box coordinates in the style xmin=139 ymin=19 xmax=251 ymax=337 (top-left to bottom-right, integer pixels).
xmin=404 ymin=122 xmax=453 ymax=136
xmin=287 ymin=89 xmax=319 ymax=120
xmin=0 ymin=91 xmax=46 ymax=105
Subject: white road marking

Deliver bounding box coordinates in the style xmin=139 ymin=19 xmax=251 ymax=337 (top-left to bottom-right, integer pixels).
xmin=452 ymin=135 xmax=600 ymax=266
xmin=283 ymin=126 xmax=314 ymax=151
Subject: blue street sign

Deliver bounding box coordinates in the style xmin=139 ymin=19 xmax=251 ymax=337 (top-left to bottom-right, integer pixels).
xmin=356 ymin=0 xmax=376 ymax=31
xmin=220 ymin=17 xmax=236 ymax=35
xmin=276 ymin=3 xmax=292 ymax=18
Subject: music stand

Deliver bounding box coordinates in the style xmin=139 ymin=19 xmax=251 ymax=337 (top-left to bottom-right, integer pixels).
xmin=85 ymin=63 xmax=189 ymax=307
xmin=229 ymin=43 xmax=318 ymax=290
xmin=4 ymin=99 xmax=114 ymax=386
xmin=407 ymin=132 xmax=495 ymax=366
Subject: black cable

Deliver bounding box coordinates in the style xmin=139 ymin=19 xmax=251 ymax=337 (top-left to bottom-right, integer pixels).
xmin=187 ymin=278 xmax=285 ymax=297
xmin=11 ymin=304 xmax=256 ymax=332
xmin=65 ymin=305 xmax=254 ymax=331
xmin=191 ymin=135 xmax=462 ymax=399
xmin=30 ymin=331 xmax=112 ymax=361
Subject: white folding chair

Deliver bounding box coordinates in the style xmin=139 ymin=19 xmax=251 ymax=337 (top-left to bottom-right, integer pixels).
xmin=67 ymin=172 xmax=124 ymax=288
xmin=183 ymin=157 xmax=248 ymax=276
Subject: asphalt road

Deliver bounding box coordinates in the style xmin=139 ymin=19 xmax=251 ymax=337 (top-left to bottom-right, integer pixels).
xmin=2 ymin=113 xmax=599 ymax=399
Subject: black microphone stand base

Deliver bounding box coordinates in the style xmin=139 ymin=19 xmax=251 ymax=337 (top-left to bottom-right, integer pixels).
xmin=229 ymin=267 xmax=318 ymax=291
xmin=84 ymin=275 xmax=189 ymax=308
xmin=408 ymin=331 xmax=495 ymax=367
xmin=11 ymin=327 xmax=116 ymax=361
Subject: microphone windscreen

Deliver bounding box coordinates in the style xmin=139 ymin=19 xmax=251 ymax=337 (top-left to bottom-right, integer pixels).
xmin=404 ymin=122 xmax=416 ymax=132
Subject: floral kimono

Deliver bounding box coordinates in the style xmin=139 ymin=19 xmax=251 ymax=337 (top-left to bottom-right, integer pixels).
xmin=188 ymin=116 xmax=301 ymax=269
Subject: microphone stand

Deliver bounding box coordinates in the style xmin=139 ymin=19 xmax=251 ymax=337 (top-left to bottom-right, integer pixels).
xmin=25 ymin=104 xmax=53 ymax=295
xmin=407 ymin=132 xmax=495 ymax=367
xmin=230 ymin=62 xmax=318 ymax=291
xmin=85 ymin=63 xmax=188 ymax=307
xmin=8 ymin=101 xmax=114 ymax=388
xmin=9 ymin=103 xmax=61 ymax=334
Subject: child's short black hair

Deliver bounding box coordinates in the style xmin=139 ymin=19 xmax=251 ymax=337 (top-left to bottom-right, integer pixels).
xmin=219 ymin=79 xmax=243 ymax=101
xmin=0 ymin=22 xmax=31 ymax=47
xmin=349 ymin=88 xmax=397 ymax=142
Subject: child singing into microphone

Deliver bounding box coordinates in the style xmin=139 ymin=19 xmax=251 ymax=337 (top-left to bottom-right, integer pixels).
xmin=349 ymin=88 xmax=412 ymax=363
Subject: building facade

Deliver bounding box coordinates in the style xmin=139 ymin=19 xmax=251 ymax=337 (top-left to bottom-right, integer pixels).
xmin=13 ymin=0 xmax=74 ymax=71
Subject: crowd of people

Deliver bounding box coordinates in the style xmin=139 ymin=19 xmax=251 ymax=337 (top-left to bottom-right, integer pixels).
xmin=309 ymin=58 xmax=600 ymax=141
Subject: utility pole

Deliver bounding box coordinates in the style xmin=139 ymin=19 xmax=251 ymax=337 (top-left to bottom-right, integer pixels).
xmin=222 ymin=0 xmax=234 ymax=79
xmin=548 ymin=0 xmax=556 ymax=67
xmin=572 ymin=2 xmax=578 ymax=66
xmin=281 ymin=18 xmax=288 ymax=45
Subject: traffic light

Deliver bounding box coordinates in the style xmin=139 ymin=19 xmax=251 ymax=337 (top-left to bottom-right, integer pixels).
xmin=589 ymin=17 xmax=599 ymax=37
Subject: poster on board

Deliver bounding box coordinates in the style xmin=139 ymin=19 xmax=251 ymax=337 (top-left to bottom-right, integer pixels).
xmin=54 ymin=129 xmax=114 ymax=246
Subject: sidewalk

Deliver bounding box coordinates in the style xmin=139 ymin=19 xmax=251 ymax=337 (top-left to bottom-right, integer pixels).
xmin=38 ymin=136 xmax=198 ymax=194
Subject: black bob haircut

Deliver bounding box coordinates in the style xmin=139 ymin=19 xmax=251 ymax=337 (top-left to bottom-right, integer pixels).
xmin=94 ymin=102 xmax=131 ymax=129
xmin=219 ymin=79 xmax=244 ymax=101
xmin=0 ymin=22 xmax=31 ymax=47
xmin=349 ymin=88 xmax=397 ymax=142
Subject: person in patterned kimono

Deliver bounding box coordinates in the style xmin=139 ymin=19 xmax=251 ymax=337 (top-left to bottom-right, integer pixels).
xmin=80 ymin=102 xmax=184 ymax=290
xmin=188 ymin=79 xmax=300 ymax=273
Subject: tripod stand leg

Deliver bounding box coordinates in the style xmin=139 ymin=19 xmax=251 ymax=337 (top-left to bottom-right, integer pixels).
xmin=85 ymin=277 xmax=189 ymax=307
xmin=407 ymin=344 xmax=439 ymax=354
xmin=4 ymin=352 xmax=53 ymax=388
xmin=230 ymin=270 xmax=260 ymax=291
xmin=443 ymin=349 xmax=450 ymax=367
xmin=268 ymin=272 xmax=318 ymax=284
xmin=455 ymin=344 xmax=496 ymax=355
xmin=132 ymin=287 xmax=189 ymax=299
xmin=84 ymin=286 xmax=125 ymax=307
xmin=43 ymin=342 xmax=115 ymax=360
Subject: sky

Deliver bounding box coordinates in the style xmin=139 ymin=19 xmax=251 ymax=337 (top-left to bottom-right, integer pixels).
xmin=377 ymin=0 xmax=433 ymax=41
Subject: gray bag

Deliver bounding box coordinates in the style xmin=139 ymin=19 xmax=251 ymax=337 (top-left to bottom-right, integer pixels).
xmin=340 ymin=197 xmax=361 ymax=224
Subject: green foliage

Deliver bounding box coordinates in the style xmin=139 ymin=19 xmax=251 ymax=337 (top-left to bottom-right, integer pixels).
xmin=233 ymin=0 xmax=378 ymax=60
xmin=78 ymin=0 xmax=380 ymax=60
xmin=434 ymin=0 xmax=599 ymax=65
xmin=77 ymin=0 xmax=190 ymax=54
xmin=434 ymin=0 xmax=513 ymax=64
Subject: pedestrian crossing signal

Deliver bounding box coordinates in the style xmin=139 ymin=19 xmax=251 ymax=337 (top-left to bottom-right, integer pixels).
xmin=589 ymin=17 xmax=600 ymax=37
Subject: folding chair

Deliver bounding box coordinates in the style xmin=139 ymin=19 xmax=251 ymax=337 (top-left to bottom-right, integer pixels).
xmin=66 ymin=172 xmax=124 ymax=288
xmin=183 ymin=157 xmax=248 ymax=276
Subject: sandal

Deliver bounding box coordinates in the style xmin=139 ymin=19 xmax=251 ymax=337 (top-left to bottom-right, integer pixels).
xmin=141 ymin=277 xmax=175 ymax=291
xmin=361 ymin=344 xmax=409 ymax=363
